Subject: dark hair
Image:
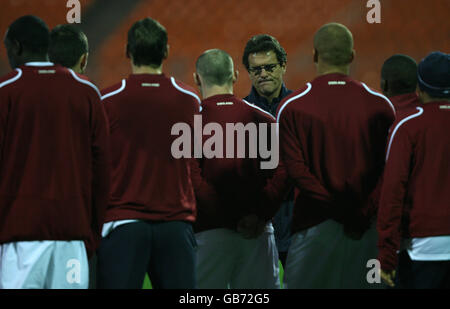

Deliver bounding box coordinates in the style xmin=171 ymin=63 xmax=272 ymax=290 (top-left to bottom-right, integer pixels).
xmin=196 ymin=49 xmax=234 ymax=86
xmin=381 ymin=54 xmax=418 ymax=96
xmin=242 ymin=34 xmax=287 ymax=70
xmin=418 ymin=51 xmax=450 ymax=99
xmin=6 ymin=15 xmax=50 ymax=55
xmin=49 ymin=24 xmax=88 ymax=68
xmin=127 ymin=18 xmax=168 ymax=67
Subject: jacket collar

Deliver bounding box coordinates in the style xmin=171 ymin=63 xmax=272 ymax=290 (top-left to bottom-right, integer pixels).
xmin=244 ymin=83 xmax=292 ymax=115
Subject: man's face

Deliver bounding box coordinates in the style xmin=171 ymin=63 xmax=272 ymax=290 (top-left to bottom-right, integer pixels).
xmin=248 ymin=50 xmax=286 ymax=99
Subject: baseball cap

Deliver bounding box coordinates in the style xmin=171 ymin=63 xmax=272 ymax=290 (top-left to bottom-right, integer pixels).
xmin=417 ymin=51 xmax=450 ymax=98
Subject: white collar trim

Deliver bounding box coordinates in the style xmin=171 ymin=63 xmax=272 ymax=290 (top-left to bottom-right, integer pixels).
xmin=24 ymin=62 xmax=54 ymax=67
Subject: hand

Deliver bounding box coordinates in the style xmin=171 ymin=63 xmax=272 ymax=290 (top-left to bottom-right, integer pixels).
xmin=236 ymin=214 xmax=266 ymax=239
xmin=380 ymin=269 xmax=396 ymax=288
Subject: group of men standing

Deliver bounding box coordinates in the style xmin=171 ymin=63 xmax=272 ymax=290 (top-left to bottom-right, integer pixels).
xmin=0 ymin=15 xmax=449 ymax=289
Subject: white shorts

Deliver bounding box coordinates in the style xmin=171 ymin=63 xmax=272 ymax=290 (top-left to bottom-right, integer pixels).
xmin=0 ymin=240 xmax=89 ymax=289
xmin=195 ymin=223 xmax=280 ymax=289
xmin=284 ymin=219 xmax=380 ymax=289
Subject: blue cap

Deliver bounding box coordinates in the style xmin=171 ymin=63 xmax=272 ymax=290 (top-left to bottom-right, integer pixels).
xmin=418 ymin=51 xmax=450 ymax=98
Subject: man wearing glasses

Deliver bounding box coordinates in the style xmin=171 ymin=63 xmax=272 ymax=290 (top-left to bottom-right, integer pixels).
xmin=242 ymin=35 xmax=294 ymax=269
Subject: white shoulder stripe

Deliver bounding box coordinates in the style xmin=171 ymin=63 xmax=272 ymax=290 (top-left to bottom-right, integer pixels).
xmin=276 ymin=83 xmax=312 ymax=123
xmin=68 ymin=69 xmax=101 ymax=98
xmin=170 ymin=77 xmax=201 ymax=105
xmin=101 ymin=79 xmax=126 ymax=101
xmin=242 ymin=99 xmax=276 ymax=120
xmin=0 ymin=69 xmax=23 ymax=89
xmin=362 ymin=82 xmax=396 ymax=114
xmin=385 ymin=107 xmax=424 ymax=161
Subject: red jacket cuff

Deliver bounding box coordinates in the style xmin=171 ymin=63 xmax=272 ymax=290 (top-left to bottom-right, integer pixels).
xmin=377 ymin=246 xmax=399 ymax=272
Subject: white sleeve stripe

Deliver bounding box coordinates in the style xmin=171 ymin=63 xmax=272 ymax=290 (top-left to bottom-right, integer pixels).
xmin=276 ymin=83 xmax=312 ymax=123
xmin=170 ymin=77 xmax=201 ymax=108
xmin=242 ymin=99 xmax=276 ymax=120
xmin=68 ymin=69 xmax=101 ymax=98
xmin=0 ymin=69 xmax=23 ymax=89
xmin=362 ymin=82 xmax=396 ymax=114
xmin=101 ymin=79 xmax=126 ymax=101
xmin=385 ymin=107 xmax=424 ymax=161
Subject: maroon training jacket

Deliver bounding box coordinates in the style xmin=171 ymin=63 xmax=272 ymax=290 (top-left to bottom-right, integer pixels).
xmin=377 ymin=100 xmax=450 ymax=272
xmin=0 ymin=63 xmax=110 ymax=245
xmin=277 ymin=73 xmax=395 ymax=234
xmin=101 ymin=73 xmax=206 ymax=224
xmin=194 ymin=94 xmax=284 ymax=232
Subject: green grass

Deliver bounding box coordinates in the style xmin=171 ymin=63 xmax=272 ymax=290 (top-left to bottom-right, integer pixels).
xmin=143 ymin=274 xmax=152 ymax=289
xmin=142 ymin=260 xmax=284 ymax=289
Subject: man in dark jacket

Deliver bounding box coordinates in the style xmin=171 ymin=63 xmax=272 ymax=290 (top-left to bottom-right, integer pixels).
xmin=242 ymin=34 xmax=294 ymax=267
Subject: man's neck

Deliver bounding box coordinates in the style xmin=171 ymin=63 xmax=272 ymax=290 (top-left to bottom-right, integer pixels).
xmin=202 ymin=85 xmax=233 ymax=100
xmin=316 ymin=62 xmax=350 ymax=76
xmin=387 ymin=91 xmax=416 ymax=99
xmin=20 ymin=55 xmax=50 ymax=66
xmin=422 ymin=97 xmax=450 ymax=104
xmin=132 ymin=64 xmax=163 ymax=75
xmin=70 ymin=64 xmax=83 ymax=74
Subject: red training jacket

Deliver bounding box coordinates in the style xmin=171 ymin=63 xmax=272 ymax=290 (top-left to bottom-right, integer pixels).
xmin=0 ymin=63 xmax=110 ymax=245
xmin=101 ymin=73 xmax=206 ymax=223
xmin=377 ymin=100 xmax=450 ymax=272
xmin=194 ymin=94 xmax=286 ymax=232
xmin=277 ymin=73 xmax=395 ymax=234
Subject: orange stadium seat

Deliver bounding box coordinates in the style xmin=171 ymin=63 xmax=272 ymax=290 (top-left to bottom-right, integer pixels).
xmin=1 ymin=0 xmax=449 ymax=95
xmin=350 ymin=0 xmax=450 ymax=89
xmin=95 ymin=0 xmax=354 ymax=96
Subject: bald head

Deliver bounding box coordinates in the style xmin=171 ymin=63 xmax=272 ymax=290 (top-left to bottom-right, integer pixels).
xmin=314 ymin=23 xmax=354 ymax=66
xmin=196 ymin=49 xmax=234 ymax=87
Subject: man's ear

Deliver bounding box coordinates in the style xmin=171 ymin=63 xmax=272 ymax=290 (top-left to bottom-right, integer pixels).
xmin=80 ymin=53 xmax=88 ymax=73
xmin=164 ymin=44 xmax=170 ymax=60
xmin=193 ymin=72 xmax=201 ymax=87
xmin=381 ymin=79 xmax=388 ymax=95
xmin=233 ymin=70 xmax=239 ymax=84
xmin=126 ymin=44 xmax=130 ymax=59
xmin=349 ymin=49 xmax=355 ymax=64
xmin=280 ymin=62 xmax=287 ymax=75
xmin=417 ymin=88 xmax=427 ymax=103
xmin=11 ymin=39 xmax=22 ymax=56
xmin=313 ymin=48 xmax=318 ymax=64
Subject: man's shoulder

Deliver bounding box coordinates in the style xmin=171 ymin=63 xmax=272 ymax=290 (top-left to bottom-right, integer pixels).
xmin=64 ymin=69 xmax=101 ymax=98
xmin=356 ymin=81 xmax=395 ymax=111
xmin=0 ymin=69 xmax=23 ymax=90
xmin=168 ymin=77 xmax=201 ymax=103
xmin=277 ymin=83 xmax=313 ymax=115
xmin=320 ymin=77 xmax=396 ymax=114
xmin=241 ymin=98 xmax=276 ymax=122
xmin=101 ymin=79 xmax=127 ymax=101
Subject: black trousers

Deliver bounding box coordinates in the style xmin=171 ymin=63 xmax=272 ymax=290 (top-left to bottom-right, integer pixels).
xmin=395 ymin=250 xmax=450 ymax=289
xmin=96 ymin=221 xmax=197 ymax=289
